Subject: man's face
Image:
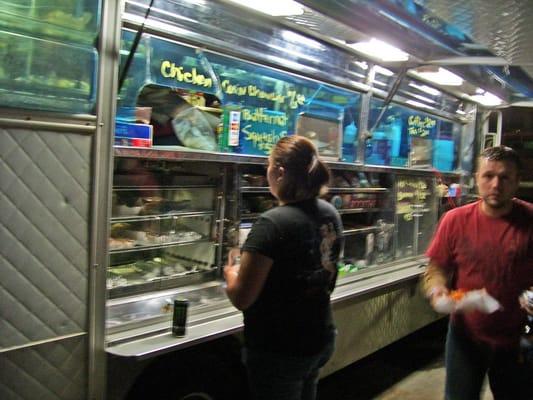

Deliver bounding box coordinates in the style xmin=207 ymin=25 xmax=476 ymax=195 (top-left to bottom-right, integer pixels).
xmin=476 ymin=158 xmax=520 ymax=210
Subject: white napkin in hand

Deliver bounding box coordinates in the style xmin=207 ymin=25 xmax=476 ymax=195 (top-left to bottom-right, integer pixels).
xmin=434 ymin=289 xmax=502 ymax=314
xmin=434 ymin=296 xmax=455 ymax=314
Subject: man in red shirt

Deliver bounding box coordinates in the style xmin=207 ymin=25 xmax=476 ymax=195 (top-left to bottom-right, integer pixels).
xmin=424 ymin=146 xmax=533 ymax=400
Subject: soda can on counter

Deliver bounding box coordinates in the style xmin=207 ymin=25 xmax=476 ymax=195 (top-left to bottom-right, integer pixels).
xmin=172 ymin=299 xmax=189 ymax=337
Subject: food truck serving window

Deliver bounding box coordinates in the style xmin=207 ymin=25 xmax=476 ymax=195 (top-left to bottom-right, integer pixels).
xmin=0 ymin=0 xmax=100 ymax=114
xmin=367 ymin=99 xmax=461 ymax=171
xmin=116 ymin=31 xmax=362 ymax=159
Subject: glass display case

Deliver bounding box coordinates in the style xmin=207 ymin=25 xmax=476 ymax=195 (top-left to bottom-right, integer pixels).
xmin=0 ymin=0 xmax=100 ymax=113
xmin=116 ymin=32 xmax=363 ymax=160
xmin=326 ymin=168 xmax=395 ymax=274
xmin=105 ymin=154 xmax=442 ymax=342
xmin=0 ymin=0 xmax=100 ymax=42
xmin=106 ymin=13 xmax=454 ymax=342
xmin=395 ymin=174 xmax=438 ymax=258
xmin=367 ymin=99 xmax=462 ymax=171
xmin=233 ymin=162 xmax=397 ymax=277
xmin=0 ymin=30 xmax=97 ymax=113
xmin=106 ymin=281 xmax=228 ymax=332
xmin=107 ymin=156 xmax=224 ymax=303
xmin=238 ymin=164 xmax=275 ymax=220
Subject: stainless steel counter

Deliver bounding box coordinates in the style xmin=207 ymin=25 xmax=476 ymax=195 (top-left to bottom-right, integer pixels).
xmin=106 ymin=256 xmax=427 ymax=359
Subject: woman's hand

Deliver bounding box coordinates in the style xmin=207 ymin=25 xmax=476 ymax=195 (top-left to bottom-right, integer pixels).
xmin=223 ymin=248 xmax=241 ymax=286
xmin=519 ymin=287 xmax=533 ymax=315
xmin=224 ymin=250 xmax=273 ymax=311
xmin=223 ymin=264 xmax=240 ymax=285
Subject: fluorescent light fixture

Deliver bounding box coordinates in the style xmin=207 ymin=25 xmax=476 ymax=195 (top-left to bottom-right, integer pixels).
xmin=267 ymin=55 xmax=308 ymax=72
xmin=374 ymin=65 xmax=394 ymax=76
xmin=510 ymin=100 xmax=533 ymax=107
xmin=347 ymin=38 xmax=409 ymax=62
xmin=354 ymin=61 xmax=369 ymax=70
xmin=271 ymin=45 xmax=321 ymax=63
xmin=406 ymin=100 xmax=434 ymax=110
xmin=281 ymin=31 xmax=323 ymax=50
xmin=409 ymin=93 xmax=437 ymax=104
xmin=469 ymin=91 xmax=503 ymax=106
xmin=226 ymin=0 xmax=304 ymax=16
xmin=350 ymin=81 xmax=372 ymax=92
xmin=411 ymin=67 xmax=463 ymax=86
xmin=123 ymin=12 xmax=190 ymax=36
xmin=409 ymin=82 xmax=441 ymax=96
xmin=179 ymin=0 xmax=207 ymax=5
xmin=373 ymin=79 xmax=388 ymax=87
xmin=347 ymin=70 xmax=367 ymax=80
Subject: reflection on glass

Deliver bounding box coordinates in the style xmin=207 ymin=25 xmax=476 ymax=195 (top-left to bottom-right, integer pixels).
xmin=368 ymin=99 xmax=460 ymax=171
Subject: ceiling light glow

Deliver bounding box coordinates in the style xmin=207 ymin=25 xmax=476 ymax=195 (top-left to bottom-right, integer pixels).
xmin=354 ymin=61 xmax=369 ymax=70
xmin=405 ymin=100 xmax=434 ymax=110
xmin=281 ymin=31 xmax=323 ymax=50
xmin=226 ymin=0 xmax=304 ymax=16
xmin=374 ymin=65 xmax=394 ymax=76
xmin=469 ymin=91 xmax=503 ymax=106
xmin=347 ymin=38 xmax=409 ymax=62
xmin=411 ymin=67 xmax=463 ymax=86
xmin=408 ymin=82 xmax=441 ymax=96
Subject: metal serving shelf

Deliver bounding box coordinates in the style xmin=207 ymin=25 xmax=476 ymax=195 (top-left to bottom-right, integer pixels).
xmin=110 ymin=210 xmax=214 ymax=223
xmin=329 ymin=187 xmax=389 ymax=193
xmin=109 ymin=238 xmax=211 ymax=254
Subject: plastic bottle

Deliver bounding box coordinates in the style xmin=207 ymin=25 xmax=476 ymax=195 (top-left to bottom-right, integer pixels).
xmin=342 ymin=121 xmax=357 ymax=162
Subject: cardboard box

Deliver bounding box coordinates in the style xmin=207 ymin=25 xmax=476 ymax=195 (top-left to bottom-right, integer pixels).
xmin=114 ymin=122 xmax=153 ymax=148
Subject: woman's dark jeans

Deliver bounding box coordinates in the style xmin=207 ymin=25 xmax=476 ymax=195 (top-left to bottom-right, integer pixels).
xmin=445 ymin=322 xmax=531 ymax=400
xmin=242 ymin=339 xmax=335 ymax=400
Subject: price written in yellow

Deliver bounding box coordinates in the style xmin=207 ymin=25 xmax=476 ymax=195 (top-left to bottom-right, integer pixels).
xmin=241 ymin=125 xmax=287 ymax=153
xmin=397 ymin=178 xmax=431 ymax=221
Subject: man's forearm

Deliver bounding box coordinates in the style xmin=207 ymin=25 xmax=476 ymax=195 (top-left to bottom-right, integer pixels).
xmin=423 ymin=261 xmax=449 ymax=296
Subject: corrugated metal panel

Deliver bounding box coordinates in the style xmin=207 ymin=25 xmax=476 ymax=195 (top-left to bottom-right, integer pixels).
xmin=296 ymin=0 xmax=533 ymax=102
xmin=422 ymin=0 xmax=533 ymax=77
xmin=323 ymin=279 xmax=441 ymax=377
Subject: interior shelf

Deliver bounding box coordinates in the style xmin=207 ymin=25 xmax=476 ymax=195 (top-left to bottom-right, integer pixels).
xmin=329 ymin=187 xmax=389 ymax=193
xmin=343 ymin=226 xmax=379 ymax=235
xmin=109 ymin=237 xmax=211 ymax=254
xmin=111 ymin=210 xmax=214 ymax=223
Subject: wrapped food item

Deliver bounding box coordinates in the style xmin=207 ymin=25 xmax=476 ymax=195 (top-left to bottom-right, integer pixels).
xmin=172 ymin=107 xmax=218 ymax=151
xmin=332 ymin=174 xmax=350 ymax=188
xmin=434 ymin=288 xmax=502 ymax=314
xmin=109 ymin=237 xmax=135 ymax=250
xmin=450 ymin=289 xmax=466 ymax=301
xmin=242 ymin=174 xmax=267 ymax=187
xmin=139 ymin=197 xmax=191 ymax=214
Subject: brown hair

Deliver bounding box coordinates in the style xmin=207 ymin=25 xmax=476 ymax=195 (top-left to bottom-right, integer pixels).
xmin=270 ymin=135 xmax=331 ymax=202
xmin=478 ymin=145 xmax=523 ymax=173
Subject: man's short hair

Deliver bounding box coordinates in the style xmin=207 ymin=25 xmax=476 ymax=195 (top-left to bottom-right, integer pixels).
xmin=479 ymin=146 xmax=523 ymax=172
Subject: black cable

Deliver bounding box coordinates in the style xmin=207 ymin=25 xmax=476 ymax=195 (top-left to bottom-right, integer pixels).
xmin=369 ymin=65 xmax=408 ymax=134
xmin=118 ymin=0 xmax=156 ymax=92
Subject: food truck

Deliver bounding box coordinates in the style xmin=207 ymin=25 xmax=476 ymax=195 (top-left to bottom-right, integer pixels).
xmin=1 ymin=1 xmax=530 ymax=399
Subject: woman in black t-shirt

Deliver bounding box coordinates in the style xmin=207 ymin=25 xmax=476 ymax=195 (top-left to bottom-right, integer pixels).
xmin=224 ymin=135 xmax=343 ymax=400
